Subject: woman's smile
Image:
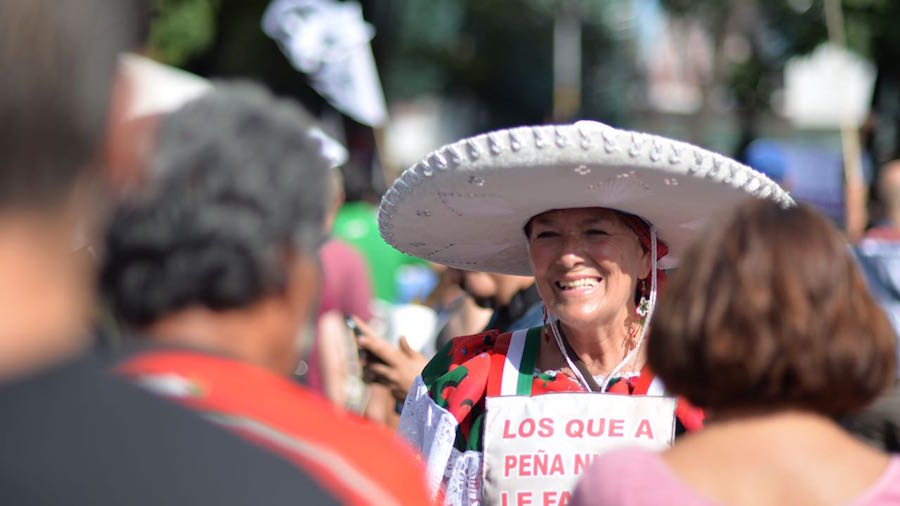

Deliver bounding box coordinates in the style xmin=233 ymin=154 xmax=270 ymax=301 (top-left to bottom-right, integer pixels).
xmin=553 ymin=275 xmax=603 ymax=301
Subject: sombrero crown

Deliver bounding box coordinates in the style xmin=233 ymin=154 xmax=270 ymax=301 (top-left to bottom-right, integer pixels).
xmin=378 ymin=121 xmax=793 ymax=275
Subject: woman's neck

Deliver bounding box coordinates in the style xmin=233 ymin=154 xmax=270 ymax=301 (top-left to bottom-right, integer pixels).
xmin=558 ymin=311 xmax=643 ymax=377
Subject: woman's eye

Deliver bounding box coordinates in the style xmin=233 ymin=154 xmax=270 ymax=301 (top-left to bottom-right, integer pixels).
xmin=586 ymin=229 xmax=609 ymax=236
xmin=535 ymin=231 xmax=559 ymax=239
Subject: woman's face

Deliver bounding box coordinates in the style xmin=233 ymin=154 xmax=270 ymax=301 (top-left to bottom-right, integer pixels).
xmin=527 ymin=208 xmax=650 ymax=330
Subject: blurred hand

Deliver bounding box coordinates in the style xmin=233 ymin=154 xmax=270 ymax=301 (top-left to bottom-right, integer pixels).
xmin=351 ymin=316 xmax=428 ymax=402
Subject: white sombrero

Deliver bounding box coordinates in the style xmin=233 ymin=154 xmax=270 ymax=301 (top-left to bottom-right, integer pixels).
xmin=377 ymin=121 xmax=793 ymax=275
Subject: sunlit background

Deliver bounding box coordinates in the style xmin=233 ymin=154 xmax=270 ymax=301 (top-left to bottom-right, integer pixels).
xmin=141 ymin=0 xmax=900 ymax=261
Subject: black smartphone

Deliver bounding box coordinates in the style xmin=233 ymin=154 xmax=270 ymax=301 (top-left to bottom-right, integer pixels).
xmin=345 ymin=316 xmax=362 ymax=337
xmin=346 ymin=316 xmax=386 ymax=366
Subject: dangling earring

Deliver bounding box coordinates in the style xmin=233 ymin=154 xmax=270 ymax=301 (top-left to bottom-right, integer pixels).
xmin=635 ymin=278 xmax=650 ymax=318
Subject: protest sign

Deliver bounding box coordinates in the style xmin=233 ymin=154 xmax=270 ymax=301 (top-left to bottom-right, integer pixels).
xmin=483 ymin=393 xmax=676 ymax=505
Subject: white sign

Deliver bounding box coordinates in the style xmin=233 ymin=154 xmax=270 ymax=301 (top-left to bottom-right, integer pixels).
xmin=483 ymin=393 xmax=676 ymax=506
xmin=783 ymin=43 xmax=875 ymax=128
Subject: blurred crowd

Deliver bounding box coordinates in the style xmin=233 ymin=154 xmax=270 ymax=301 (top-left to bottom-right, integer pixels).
xmin=3 ymin=1 xmax=900 ymax=506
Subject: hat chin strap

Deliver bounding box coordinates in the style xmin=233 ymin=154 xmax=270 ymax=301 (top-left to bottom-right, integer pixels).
xmin=601 ymin=225 xmax=657 ymax=392
xmin=548 ymin=316 xmax=593 ymax=391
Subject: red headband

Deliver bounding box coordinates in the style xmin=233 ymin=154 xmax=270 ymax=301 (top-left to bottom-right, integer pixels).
xmin=618 ymin=212 xmax=668 ymax=286
xmin=619 ymin=213 xmax=668 ymax=259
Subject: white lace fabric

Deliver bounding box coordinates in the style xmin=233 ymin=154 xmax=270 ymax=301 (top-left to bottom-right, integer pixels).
xmin=443 ymin=448 xmax=483 ymax=506
xmin=398 ymin=376 xmax=486 ymax=505
xmin=398 ymin=376 xmax=469 ymax=501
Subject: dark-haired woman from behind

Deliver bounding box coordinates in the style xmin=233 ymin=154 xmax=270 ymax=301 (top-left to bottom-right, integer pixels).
xmin=573 ymin=199 xmax=900 ymax=506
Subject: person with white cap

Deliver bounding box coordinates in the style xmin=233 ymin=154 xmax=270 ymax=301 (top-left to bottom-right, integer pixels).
xmin=379 ymin=121 xmax=792 ymax=505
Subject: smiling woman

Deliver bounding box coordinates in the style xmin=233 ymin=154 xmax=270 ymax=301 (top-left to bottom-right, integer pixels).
xmin=527 ymin=208 xmax=650 ymax=336
xmin=381 ymin=121 xmax=793 ymax=505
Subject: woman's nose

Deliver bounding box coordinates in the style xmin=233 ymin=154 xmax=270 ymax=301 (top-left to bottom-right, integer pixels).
xmin=557 ymin=235 xmax=586 ymax=266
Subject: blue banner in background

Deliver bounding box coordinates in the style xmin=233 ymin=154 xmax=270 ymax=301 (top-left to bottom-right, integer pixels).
xmin=745 ymin=138 xmax=871 ymax=227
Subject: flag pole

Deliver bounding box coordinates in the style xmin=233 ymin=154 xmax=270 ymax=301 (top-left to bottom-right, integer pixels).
xmin=824 ymin=0 xmax=867 ymax=240
xmin=372 ymin=124 xmax=392 ymax=193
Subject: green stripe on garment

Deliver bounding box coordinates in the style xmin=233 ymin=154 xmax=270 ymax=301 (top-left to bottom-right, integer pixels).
xmin=515 ymin=326 xmax=543 ymax=396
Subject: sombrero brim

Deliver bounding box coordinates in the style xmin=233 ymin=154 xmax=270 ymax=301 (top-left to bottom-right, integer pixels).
xmin=378 ymin=121 xmax=793 ymax=275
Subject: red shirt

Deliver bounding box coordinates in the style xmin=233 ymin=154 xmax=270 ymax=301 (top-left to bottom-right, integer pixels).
xmin=116 ymin=349 xmax=431 ymax=506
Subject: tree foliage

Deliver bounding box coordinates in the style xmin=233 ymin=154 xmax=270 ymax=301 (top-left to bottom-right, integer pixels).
xmin=147 ymin=0 xmax=222 ymax=66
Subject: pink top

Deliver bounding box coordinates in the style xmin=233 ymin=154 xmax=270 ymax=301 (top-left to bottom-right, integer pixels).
xmin=317 ymin=238 xmax=374 ymax=321
xmin=306 ymin=238 xmax=374 ymax=392
xmin=572 ymin=447 xmax=900 ymax=506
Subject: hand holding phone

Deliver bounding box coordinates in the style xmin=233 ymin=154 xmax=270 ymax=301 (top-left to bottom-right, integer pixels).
xmin=346 ymin=316 xmax=386 ymax=366
xmin=346 ymin=315 xmax=429 ymax=401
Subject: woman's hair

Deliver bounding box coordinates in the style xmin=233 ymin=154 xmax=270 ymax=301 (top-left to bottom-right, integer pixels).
xmin=100 ymin=82 xmax=331 ymax=327
xmin=648 ymin=199 xmax=896 ymax=417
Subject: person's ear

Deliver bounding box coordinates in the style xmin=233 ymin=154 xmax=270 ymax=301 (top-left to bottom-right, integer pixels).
xmin=285 ymin=253 xmax=321 ymax=328
xmin=638 ymin=247 xmax=652 ymax=280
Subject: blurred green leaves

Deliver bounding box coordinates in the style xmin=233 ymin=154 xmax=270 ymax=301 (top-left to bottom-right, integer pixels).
xmin=147 ymin=0 xmax=222 ymax=66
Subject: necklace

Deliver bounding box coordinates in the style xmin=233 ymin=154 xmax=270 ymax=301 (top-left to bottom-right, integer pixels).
xmin=548 ymin=320 xmax=644 ymax=393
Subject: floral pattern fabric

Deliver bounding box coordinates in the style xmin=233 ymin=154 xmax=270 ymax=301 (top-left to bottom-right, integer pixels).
xmin=400 ymin=326 xmax=704 ymax=504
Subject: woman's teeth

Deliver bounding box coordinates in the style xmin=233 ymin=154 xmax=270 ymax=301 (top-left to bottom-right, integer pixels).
xmin=556 ymin=278 xmax=598 ymax=290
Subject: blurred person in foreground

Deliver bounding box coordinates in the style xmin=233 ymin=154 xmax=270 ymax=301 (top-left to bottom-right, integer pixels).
xmin=378 ymin=122 xmax=791 ymax=504
xmin=0 ymin=2 xmax=339 ymax=504
xmin=102 ymin=83 xmax=430 ymax=505
xmin=0 ymin=1 xmax=119 ymax=377
xmin=573 ymin=199 xmax=899 ymax=505
xmin=844 ymin=159 xmax=900 ymax=452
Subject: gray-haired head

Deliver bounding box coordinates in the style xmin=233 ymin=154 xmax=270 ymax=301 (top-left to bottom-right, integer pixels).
xmin=101 ymin=82 xmax=331 ymax=327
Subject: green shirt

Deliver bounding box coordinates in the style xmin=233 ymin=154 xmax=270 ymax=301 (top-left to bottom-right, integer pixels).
xmin=332 ymin=201 xmax=426 ymax=303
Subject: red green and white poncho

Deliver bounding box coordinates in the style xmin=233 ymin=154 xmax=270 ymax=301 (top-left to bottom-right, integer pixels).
xmin=397 ymin=326 xmax=704 ymax=505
